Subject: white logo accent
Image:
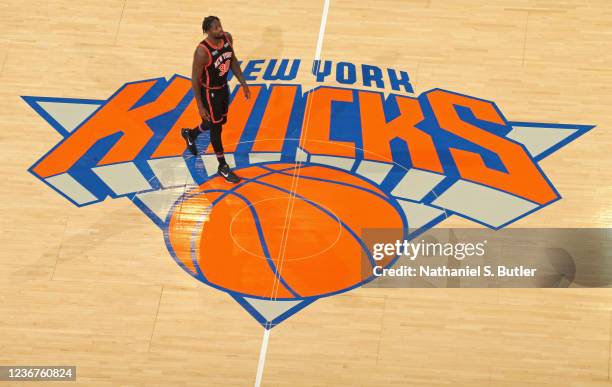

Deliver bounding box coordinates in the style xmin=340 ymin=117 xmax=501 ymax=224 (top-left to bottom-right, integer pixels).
xmin=187 ymin=138 xmax=193 ymax=146
xmin=220 ymin=170 xmax=229 ymax=177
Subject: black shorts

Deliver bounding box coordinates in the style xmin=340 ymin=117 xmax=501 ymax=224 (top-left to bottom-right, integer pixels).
xmin=201 ymin=84 xmax=229 ymax=125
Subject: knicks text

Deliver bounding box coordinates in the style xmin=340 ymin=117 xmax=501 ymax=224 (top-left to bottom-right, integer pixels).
xmin=26 ymin=64 xmax=592 ymax=229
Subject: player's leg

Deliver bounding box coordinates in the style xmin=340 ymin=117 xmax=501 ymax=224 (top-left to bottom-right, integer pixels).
xmin=181 ymin=89 xmax=212 ymax=155
xmin=214 ymin=85 xmax=240 ymax=183
xmin=193 ymin=120 xmax=211 ymax=136
xmin=209 ymin=122 xmax=225 ymax=165
xmin=209 ymin=121 xmax=237 ymax=183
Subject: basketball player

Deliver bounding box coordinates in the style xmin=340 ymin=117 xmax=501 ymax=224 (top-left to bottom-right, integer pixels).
xmin=181 ymin=16 xmax=250 ymax=183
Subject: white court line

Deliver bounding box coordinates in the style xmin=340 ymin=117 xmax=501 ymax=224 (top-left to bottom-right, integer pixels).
xmin=254 ymin=1 xmax=331 ymax=386
xmin=254 ymin=329 xmax=271 ymax=387
xmin=314 ymin=0 xmax=331 ymax=60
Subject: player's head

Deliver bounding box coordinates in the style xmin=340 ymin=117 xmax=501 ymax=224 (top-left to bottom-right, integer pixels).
xmin=202 ymin=16 xmax=223 ymax=38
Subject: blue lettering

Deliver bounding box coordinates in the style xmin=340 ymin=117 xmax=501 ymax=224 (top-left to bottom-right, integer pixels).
xmin=312 ymin=60 xmax=332 ymax=82
xmin=243 ymin=59 xmax=265 ymax=81
xmin=362 ymin=64 xmax=384 ymax=89
xmin=387 ymin=68 xmax=413 ymax=93
xmin=336 ymin=62 xmax=357 ymax=85
xmin=263 ymin=59 xmax=301 ymax=81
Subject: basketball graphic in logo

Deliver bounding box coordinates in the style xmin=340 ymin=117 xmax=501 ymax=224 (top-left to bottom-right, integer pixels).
xmin=165 ymin=162 xmax=407 ymax=299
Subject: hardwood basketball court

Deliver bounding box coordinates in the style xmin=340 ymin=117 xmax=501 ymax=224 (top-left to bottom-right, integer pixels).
xmin=1 ymin=1 xmax=611 ymax=385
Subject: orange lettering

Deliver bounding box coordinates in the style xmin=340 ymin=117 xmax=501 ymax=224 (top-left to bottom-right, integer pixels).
xmin=33 ymin=77 xmax=190 ymax=177
xmin=359 ymin=91 xmax=442 ymax=172
xmin=426 ymin=90 xmax=557 ymax=204
xmin=301 ymin=87 xmax=355 ymax=158
xmin=252 ymin=85 xmax=298 ymax=152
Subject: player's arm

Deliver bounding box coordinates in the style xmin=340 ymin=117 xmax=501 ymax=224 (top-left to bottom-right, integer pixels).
xmin=192 ymin=45 xmax=210 ymax=120
xmin=226 ymin=32 xmax=250 ymax=99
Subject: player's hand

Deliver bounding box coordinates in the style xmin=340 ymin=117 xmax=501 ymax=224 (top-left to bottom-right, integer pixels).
xmin=198 ymin=104 xmax=210 ymax=121
xmin=242 ymin=83 xmax=250 ymax=100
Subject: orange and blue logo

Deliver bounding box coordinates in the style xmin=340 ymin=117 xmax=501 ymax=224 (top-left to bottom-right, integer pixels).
xmin=23 ymin=59 xmax=594 ymax=328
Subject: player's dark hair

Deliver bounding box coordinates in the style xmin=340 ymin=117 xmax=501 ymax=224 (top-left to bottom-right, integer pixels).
xmin=202 ymin=16 xmax=220 ymax=32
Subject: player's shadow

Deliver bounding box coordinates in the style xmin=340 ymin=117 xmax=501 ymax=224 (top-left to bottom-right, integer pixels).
xmin=246 ymin=26 xmax=284 ymax=58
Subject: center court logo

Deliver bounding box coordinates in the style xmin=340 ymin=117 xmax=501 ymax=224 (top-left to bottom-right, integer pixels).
xmin=22 ymin=58 xmax=594 ymax=328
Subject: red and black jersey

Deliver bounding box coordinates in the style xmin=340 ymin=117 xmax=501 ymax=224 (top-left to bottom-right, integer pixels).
xmin=198 ymin=33 xmax=234 ymax=89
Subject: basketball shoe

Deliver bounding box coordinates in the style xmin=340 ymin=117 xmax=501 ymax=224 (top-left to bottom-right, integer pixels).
xmin=181 ymin=128 xmax=198 ymax=155
xmin=218 ymin=164 xmax=240 ymax=183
